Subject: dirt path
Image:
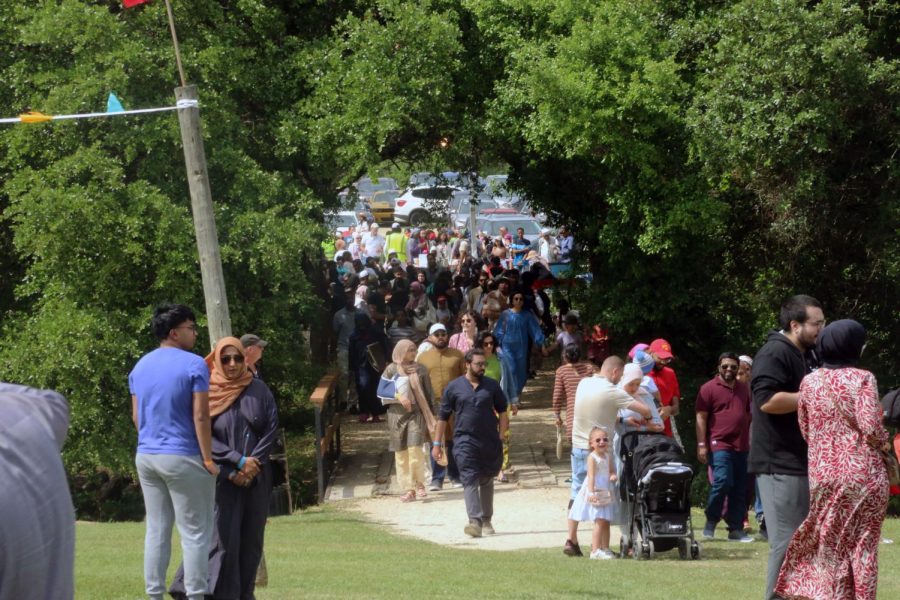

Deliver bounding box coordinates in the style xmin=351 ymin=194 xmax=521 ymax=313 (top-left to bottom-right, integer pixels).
xmin=326 ymin=365 xmax=621 ymax=551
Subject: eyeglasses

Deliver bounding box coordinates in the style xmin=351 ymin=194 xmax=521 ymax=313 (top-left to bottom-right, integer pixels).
xmin=221 ymin=355 xmax=245 ymax=365
xmin=176 ymin=324 xmax=199 ymax=333
xmin=461 ymin=318 xmax=474 ymax=323
xmin=720 ymin=364 xmax=738 ymax=371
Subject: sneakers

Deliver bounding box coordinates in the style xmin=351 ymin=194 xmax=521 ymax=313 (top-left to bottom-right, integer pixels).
xmin=702 ymin=522 xmax=716 ymax=539
xmin=428 ymin=480 xmax=443 ymax=492
xmin=589 ymin=549 xmax=615 ymax=560
xmin=481 ymin=520 xmax=495 ymax=535
xmin=728 ymin=530 xmax=754 ymax=543
xmin=464 ymin=521 xmax=482 ymax=538
xmin=563 ymin=539 xmax=583 ymax=557
xmin=450 ymin=480 xmax=464 ymax=488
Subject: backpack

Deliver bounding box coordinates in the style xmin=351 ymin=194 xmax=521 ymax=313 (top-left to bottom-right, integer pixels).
xmin=882 ymin=388 xmax=900 ymax=428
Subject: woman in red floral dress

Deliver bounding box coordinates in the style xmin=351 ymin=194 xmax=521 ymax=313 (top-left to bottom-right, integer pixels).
xmin=775 ymin=320 xmax=889 ymax=600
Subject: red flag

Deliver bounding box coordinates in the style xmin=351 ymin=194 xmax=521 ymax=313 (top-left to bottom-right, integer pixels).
xmin=123 ymin=0 xmax=152 ymax=7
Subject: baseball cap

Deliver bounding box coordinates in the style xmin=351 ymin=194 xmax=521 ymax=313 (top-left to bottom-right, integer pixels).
xmin=648 ymin=338 xmax=674 ymax=360
xmin=633 ymin=350 xmax=654 ymax=375
xmin=428 ymin=323 xmax=447 ymax=335
xmin=392 ymin=222 xmax=400 ymax=229
xmin=240 ymin=334 xmax=268 ymax=349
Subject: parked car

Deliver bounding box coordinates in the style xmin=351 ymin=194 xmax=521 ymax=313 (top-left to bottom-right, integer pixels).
xmin=408 ymin=171 xmax=485 ymax=190
xmin=325 ymin=211 xmax=361 ymax=237
xmin=393 ymin=185 xmax=466 ymax=226
xmin=450 ymin=195 xmax=500 ymax=230
xmin=370 ymin=190 xmax=400 ymax=224
xmin=354 ymin=176 xmax=398 ymax=202
xmin=475 ymin=214 xmax=543 ymax=246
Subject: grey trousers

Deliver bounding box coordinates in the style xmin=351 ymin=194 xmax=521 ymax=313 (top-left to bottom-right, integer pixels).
xmin=756 ymin=473 xmax=809 ymax=600
xmin=137 ymin=453 xmax=215 ymax=600
xmin=463 ymin=475 xmax=494 ymax=524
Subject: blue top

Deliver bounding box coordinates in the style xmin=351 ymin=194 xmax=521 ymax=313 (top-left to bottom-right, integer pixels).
xmin=129 ymin=347 xmax=210 ymax=455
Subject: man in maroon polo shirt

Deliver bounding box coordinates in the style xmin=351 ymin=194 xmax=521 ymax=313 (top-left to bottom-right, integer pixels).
xmin=647 ymin=338 xmax=680 ymax=438
xmin=696 ymin=352 xmax=753 ymax=542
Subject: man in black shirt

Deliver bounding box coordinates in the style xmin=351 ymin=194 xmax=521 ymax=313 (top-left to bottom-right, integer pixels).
xmin=749 ymin=294 xmax=824 ymax=600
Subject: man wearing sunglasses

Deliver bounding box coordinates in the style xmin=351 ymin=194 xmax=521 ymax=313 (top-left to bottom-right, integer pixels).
xmin=696 ymin=352 xmax=753 ymax=543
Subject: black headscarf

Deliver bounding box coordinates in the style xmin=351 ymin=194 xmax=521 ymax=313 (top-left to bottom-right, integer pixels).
xmin=817 ymin=319 xmax=866 ymax=369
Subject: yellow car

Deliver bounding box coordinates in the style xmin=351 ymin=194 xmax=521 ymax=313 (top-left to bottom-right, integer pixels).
xmin=370 ymin=190 xmax=401 ymax=224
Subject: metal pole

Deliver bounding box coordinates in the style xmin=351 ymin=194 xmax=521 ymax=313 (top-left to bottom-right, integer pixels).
xmin=175 ymin=85 xmax=232 ymax=346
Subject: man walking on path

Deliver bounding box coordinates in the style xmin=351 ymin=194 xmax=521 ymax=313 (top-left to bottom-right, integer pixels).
xmin=129 ymin=304 xmax=219 ymax=600
xmin=647 ymin=338 xmax=681 ymax=440
xmin=432 ymin=349 xmax=509 ymax=538
xmin=564 ymin=356 xmax=651 ymax=556
xmin=552 ymin=344 xmax=595 ymax=443
xmin=696 ymin=352 xmax=753 ymax=543
xmin=418 ymin=324 xmax=466 ymax=490
xmin=750 ymin=294 xmax=824 ymax=600
xmin=333 ymin=291 xmax=366 ymax=411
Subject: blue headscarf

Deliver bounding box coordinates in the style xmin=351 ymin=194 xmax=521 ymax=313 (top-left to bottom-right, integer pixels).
xmin=816 ymin=319 xmax=866 ymax=369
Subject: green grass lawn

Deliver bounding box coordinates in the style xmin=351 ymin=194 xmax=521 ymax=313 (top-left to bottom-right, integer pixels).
xmin=77 ymin=508 xmax=900 ymax=599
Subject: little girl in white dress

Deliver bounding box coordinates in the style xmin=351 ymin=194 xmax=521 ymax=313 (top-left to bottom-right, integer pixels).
xmin=568 ymin=426 xmax=618 ymax=559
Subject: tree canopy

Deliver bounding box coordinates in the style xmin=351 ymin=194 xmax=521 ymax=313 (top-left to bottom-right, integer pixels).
xmin=0 ymin=1 xmax=896 ymax=507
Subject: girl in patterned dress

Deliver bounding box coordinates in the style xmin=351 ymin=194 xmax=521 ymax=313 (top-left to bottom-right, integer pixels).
xmin=775 ymin=320 xmax=889 ymax=600
xmin=568 ymin=426 xmax=618 ymax=559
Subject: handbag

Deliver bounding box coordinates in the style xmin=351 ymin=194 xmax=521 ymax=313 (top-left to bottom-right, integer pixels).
xmin=366 ymin=342 xmax=386 ymax=372
xmin=822 ymin=371 xmax=900 ymax=487
xmin=588 ymin=488 xmax=612 ymax=507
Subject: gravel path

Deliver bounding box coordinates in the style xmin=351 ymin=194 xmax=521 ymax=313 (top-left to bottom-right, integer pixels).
xmin=327 ymin=366 xmax=621 ymax=552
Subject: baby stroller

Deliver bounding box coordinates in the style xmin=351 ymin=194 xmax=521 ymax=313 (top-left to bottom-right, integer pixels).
xmin=618 ymin=431 xmax=700 ymax=560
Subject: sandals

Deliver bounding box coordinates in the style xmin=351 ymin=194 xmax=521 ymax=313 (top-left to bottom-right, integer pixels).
xmin=416 ymin=486 xmax=428 ymax=499
xmin=400 ymin=491 xmax=416 ymax=503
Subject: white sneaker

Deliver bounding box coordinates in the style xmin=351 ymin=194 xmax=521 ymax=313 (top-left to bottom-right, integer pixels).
xmin=589 ymin=549 xmax=613 ymax=560
xmin=601 ymin=549 xmax=616 ymax=559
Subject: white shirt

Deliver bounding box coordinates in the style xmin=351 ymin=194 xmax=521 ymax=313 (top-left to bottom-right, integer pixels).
xmin=365 ymin=234 xmax=385 ymax=259
xmin=571 ymin=376 xmax=635 ymax=449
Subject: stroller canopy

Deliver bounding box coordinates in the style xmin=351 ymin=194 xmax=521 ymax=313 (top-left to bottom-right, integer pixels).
xmin=632 ymin=435 xmax=685 ymax=482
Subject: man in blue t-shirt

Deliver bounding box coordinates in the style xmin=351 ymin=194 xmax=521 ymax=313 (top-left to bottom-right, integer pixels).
xmin=129 ymin=304 xmax=218 ymax=600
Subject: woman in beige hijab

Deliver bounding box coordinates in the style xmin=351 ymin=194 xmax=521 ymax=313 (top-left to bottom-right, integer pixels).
xmin=382 ymin=339 xmax=437 ymax=502
xmin=171 ymin=337 xmax=278 ymax=600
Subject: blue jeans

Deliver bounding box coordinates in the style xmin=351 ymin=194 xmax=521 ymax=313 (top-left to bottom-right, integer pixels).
xmin=431 ymin=440 xmax=460 ymax=483
xmin=705 ymin=450 xmax=748 ymax=532
xmin=570 ymin=448 xmax=590 ymax=500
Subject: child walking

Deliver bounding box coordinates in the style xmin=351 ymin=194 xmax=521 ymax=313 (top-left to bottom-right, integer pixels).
xmin=568 ymin=426 xmax=618 ymax=559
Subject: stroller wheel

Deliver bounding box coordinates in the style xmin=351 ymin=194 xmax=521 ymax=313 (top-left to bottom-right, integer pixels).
xmin=648 ymin=540 xmax=656 ymax=559
xmin=691 ymin=540 xmax=701 ymax=560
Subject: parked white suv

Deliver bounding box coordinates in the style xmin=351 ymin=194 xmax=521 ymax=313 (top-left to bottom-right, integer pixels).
xmin=393 ymin=185 xmax=466 ymax=227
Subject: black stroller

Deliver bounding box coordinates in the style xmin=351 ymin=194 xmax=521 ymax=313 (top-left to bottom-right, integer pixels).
xmin=618 ymin=431 xmax=700 ymax=559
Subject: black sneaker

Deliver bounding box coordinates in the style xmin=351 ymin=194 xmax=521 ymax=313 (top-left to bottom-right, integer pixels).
xmin=563 ymin=539 xmax=583 ymax=557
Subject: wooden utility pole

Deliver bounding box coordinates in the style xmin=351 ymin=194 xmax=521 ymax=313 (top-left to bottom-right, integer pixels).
xmin=175 ymin=85 xmax=232 ymax=346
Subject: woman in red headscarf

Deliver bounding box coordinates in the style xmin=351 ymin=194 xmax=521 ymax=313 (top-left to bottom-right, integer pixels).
xmin=171 ymin=337 xmax=279 ymax=600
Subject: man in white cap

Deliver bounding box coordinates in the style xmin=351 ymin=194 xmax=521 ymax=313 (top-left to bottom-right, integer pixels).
xmin=364 ymin=223 xmax=385 ymax=263
xmin=538 ymin=227 xmax=557 ymax=262
xmin=240 ymin=334 xmax=268 ymax=379
xmin=417 ymin=323 xmax=466 ymax=490
xmin=384 ymin=222 xmax=407 ymax=264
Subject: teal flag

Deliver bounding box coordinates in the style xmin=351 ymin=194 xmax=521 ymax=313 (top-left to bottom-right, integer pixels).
xmin=106 ymin=93 xmax=124 ymax=113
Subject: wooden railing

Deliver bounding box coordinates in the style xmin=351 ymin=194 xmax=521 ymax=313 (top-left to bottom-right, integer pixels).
xmin=309 ymin=371 xmax=341 ymax=503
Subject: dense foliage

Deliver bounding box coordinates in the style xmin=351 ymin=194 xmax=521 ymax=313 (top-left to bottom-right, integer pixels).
xmin=0 ymin=1 xmax=896 ymax=517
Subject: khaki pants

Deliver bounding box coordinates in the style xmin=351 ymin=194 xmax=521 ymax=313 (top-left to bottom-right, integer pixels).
xmin=395 ymin=445 xmax=426 ymax=491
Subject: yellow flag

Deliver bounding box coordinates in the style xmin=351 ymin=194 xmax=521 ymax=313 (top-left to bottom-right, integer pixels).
xmin=19 ymin=111 xmax=53 ymax=123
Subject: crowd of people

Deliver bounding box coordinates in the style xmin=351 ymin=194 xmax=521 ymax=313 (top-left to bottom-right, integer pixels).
xmin=3 ymin=286 xmax=897 ymax=600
